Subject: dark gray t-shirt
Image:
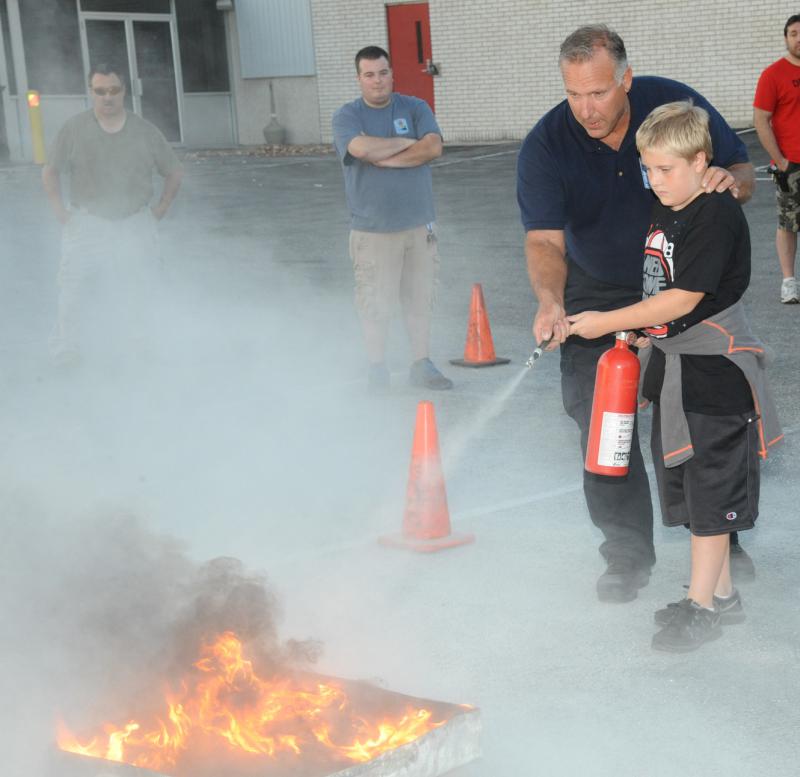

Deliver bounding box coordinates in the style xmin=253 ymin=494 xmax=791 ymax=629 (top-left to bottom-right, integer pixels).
xmin=49 ymin=110 xmax=181 ymax=220
xmin=332 ymin=94 xmax=440 ymax=232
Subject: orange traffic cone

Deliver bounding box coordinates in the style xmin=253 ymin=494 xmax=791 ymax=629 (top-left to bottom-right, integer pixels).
xmin=450 ymin=283 xmax=510 ymax=367
xmin=379 ymin=401 xmax=475 ymax=553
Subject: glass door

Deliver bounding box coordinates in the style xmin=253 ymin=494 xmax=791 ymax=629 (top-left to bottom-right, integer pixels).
xmin=82 ymin=13 xmax=182 ymax=142
xmin=84 ymin=19 xmax=134 ymax=113
xmin=132 ymin=20 xmax=180 ymax=142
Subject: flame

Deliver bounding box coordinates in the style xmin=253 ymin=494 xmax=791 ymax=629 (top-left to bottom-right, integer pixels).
xmin=58 ymin=632 xmax=444 ymax=772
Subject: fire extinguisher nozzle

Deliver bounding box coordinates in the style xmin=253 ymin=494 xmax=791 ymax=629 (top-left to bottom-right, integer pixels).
xmin=526 ymin=337 xmax=553 ymax=368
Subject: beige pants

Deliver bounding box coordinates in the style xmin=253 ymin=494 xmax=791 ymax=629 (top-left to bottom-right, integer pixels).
xmin=349 ymin=225 xmax=439 ymax=362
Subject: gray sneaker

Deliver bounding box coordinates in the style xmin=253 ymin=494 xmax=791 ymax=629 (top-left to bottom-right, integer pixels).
xmin=409 ymin=358 xmax=453 ymax=390
xmin=780 ymin=276 xmax=799 ymax=304
xmin=654 ymin=587 xmax=744 ymax=626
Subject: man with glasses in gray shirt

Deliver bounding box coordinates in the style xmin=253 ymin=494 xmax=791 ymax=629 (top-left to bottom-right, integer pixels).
xmin=42 ymin=61 xmax=182 ymax=366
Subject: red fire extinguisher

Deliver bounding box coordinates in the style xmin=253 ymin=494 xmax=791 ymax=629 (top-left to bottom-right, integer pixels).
xmin=585 ymin=332 xmax=641 ymax=477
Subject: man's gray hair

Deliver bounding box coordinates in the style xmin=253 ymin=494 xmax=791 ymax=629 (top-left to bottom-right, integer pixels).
xmin=559 ymin=24 xmax=628 ymax=83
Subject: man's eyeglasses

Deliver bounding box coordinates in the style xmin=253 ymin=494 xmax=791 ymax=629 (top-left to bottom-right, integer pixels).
xmin=92 ymin=86 xmax=123 ymax=96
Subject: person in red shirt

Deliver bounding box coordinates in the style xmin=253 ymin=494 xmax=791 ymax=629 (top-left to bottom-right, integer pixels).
xmin=753 ymin=14 xmax=800 ymax=304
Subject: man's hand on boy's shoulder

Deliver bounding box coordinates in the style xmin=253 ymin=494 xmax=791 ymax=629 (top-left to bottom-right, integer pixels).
xmin=702 ymin=162 xmax=755 ymax=203
xmin=702 ymin=166 xmax=738 ymax=196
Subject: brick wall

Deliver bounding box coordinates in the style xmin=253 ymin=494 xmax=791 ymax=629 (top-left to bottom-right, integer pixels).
xmin=311 ymin=0 xmax=389 ymax=142
xmin=311 ymin=0 xmax=798 ymax=142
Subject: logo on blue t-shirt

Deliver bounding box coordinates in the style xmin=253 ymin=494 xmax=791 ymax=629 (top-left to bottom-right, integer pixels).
xmin=394 ymin=118 xmax=410 ymax=135
xmin=639 ymin=157 xmax=651 ymax=189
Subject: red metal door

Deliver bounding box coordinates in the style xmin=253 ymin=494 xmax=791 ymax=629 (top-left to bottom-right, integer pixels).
xmin=386 ymin=3 xmax=435 ymax=111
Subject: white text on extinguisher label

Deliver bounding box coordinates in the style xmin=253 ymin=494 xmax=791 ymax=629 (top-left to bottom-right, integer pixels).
xmin=597 ymin=412 xmax=635 ymax=467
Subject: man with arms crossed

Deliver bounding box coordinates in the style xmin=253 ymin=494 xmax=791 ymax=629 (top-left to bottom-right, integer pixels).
xmin=332 ymin=46 xmax=452 ymax=392
xmin=517 ymin=25 xmax=755 ymax=602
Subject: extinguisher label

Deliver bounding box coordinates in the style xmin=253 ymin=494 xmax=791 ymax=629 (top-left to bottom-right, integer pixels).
xmin=597 ymin=412 xmax=635 ymax=467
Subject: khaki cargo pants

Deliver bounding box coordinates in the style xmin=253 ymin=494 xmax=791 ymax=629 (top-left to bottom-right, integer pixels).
xmin=349 ymin=224 xmax=439 ymax=361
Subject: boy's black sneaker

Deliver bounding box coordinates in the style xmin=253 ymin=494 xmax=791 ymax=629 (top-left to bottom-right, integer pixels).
xmin=651 ymin=598 xmax=722 ymax=653
xmin=654 ymin=587 xmax=745 ymax=626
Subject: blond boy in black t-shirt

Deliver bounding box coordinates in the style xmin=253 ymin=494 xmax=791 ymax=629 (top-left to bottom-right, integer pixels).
xmin=568 ymin=101 xmax=768 ymax=652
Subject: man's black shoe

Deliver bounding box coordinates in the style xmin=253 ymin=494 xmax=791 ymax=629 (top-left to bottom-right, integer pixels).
xmin=368 ymin=363 xmax=390 ymax=394
xmin=654 ymin=587 xmax=745 ymax=627
xmin=729 ymin=542 xmax=755 ymax=582
xmin=409 ymin=358 xmax=453 ymax=390
xmin=652 ymin=598 xmax=722 ymax=652
xmin=596 ymin=561 xmax=650 ymax=603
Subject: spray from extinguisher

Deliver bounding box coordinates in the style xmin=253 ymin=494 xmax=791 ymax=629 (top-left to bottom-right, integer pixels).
xmin=585 ymin=332 xmax=641 ymax=477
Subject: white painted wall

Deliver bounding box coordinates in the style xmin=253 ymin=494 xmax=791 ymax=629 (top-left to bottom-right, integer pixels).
xmin=182 ymin=93 xmax=236 ymax=148
xmin=10 ymin=2 xmax=793 ymax=154
xmin=310 ymin=0 xmax=799 ymax=143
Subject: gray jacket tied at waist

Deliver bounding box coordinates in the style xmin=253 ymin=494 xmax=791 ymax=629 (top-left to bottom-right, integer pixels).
xmin=639 ymin=301 xmax=783 ymax=467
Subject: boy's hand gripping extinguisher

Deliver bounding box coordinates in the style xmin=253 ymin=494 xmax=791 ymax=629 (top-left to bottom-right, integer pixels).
xmin=585 ymin=332 xmax=641 ymax=476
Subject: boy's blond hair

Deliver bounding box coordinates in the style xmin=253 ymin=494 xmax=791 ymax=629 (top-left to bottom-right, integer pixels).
xmin=635 ymin=100 xmax=713 ymax=162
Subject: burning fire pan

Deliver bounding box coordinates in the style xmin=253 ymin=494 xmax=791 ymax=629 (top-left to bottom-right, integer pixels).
xmin=52 ymin=676 xmax=481 ymax=777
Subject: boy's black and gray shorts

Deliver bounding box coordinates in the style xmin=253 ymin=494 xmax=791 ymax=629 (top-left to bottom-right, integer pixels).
xmin=650 ymin=409 xmax=760 ymax=536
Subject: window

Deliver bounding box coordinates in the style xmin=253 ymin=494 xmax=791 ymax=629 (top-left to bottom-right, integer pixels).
xmin=20 ymin=0 xmax=83 ymax=94
xmin=235 ymin=0 xmax=315 ymax=78
xmin=80 ymin=0 xmax=170 ymax=12
xmin=176 ymin=0 xmax=229 ymax=92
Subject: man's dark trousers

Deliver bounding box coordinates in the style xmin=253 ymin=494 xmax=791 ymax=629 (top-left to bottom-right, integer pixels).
xmin=560 ymin=338 xmax=656 ymax=570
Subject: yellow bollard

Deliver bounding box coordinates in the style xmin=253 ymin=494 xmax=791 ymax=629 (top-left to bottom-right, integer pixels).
xmin=26 ymin=90 xmax=46 ymax=164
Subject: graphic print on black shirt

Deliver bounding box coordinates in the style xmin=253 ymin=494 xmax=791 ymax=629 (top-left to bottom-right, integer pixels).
xmin=640 ymin=191 xmax=754 ymax=415
xmin=642 ymin=229 xmax=673 ymax=337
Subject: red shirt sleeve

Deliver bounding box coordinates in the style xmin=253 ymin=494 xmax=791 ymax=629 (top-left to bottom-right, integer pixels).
xmin=753 ymin=65 xmax=778 ymax=113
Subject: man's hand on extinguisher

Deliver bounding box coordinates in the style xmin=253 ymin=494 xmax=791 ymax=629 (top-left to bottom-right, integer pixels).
xmin=533 ymin=300 xmax=569 ymax=350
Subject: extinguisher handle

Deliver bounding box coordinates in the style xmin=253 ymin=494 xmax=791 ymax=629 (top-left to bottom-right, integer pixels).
xmin=627 ymin=329 xmax=648 ymax=345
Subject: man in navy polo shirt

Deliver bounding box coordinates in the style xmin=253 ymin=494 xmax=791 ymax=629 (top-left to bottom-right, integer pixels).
xmin=517 ymin=24 xmax=755 ymax=602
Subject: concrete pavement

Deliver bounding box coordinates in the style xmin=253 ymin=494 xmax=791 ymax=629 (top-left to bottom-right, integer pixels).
xmin=0 ymin=130 xmax=797 ymax=776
